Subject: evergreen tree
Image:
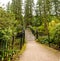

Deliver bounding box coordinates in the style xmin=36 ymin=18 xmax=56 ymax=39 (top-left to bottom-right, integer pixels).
xmin=43 ymin=0 xmax=51 ymax=46
xmin=11 ymin=0 xmax=22 ymax=22
xmin=24 ymin=0 xmax=34 ymax=26
xmin=36 ymin=0 xmax=43 ymax=26
xmin=6 ymin=1 xmax=11 ymax=12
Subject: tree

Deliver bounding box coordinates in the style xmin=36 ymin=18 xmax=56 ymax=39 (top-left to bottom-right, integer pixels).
xmin=41 ymin=0 xmax=51 ymax=46
xmin=53 ymin=0 xmax=58 ymax=16
xmin=0 ymin=7 xmax=17 ymax=61
xmin=6 ymin=1 xmax=11 ymax=13
xmin=11 ymin=0 xmax=22 ymax=22
xmin=24 ymin=0 xmax=34 ymax=26
xmin=35 ymin=0 xmax=44 ymax=26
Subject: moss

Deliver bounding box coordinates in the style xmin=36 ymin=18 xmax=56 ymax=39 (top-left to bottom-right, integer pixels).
xmin=19 ymin=44 xmax=26 ymax=55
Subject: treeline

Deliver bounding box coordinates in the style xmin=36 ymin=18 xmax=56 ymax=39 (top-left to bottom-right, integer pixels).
xmin=6 ymin=0 xmax=60 ymax=26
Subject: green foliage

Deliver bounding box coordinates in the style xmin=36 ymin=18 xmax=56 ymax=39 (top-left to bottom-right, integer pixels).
xmin=0 ymin=29 xmax=11 ymax=41
xmin=38 ymin=25 xmax=46 ymax=35
xmin=53 ymin=23 xmax=60 ymax=47
xmin=29 ymin=26 xmax=36 ymax=35
xmin=24 ymin=0 xmax=34 ymax=26
xmin=11 ymin=0 xmax=22 ymax=21
xmin=38 ymin=36 xmax=49 ymax=44
xmin=0 ymin=7 xmax=24 ymax=61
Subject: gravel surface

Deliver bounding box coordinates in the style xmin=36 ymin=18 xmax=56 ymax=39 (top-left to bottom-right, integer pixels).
xmin=19 ymin=29 xmax=60 ymax=61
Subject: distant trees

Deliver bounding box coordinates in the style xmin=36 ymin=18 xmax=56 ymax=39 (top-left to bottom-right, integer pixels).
xmin=6 ymin=2 xmax=11 ymax=12
xmin=9 ymin=0 xmax=60 ymax=26
xmin=35 ymin=0 xmax=42 ymax=26
xmin=11 ymin=0 xmax=22 ymax=22
xmin=24 ymin=0 xmax=34 ymax=26
xmin=53 ymin=0 xmax=58 ymax=16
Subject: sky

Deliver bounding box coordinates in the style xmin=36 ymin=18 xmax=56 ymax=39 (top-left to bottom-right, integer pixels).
xmin=0 ymin=0 xmax=12 ymax=8
xmin=0 ymin=0 xmax=37 ymax=9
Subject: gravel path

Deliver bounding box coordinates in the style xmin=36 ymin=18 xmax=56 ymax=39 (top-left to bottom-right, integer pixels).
xmin=19 ymin=29 xmax=60 ymax=61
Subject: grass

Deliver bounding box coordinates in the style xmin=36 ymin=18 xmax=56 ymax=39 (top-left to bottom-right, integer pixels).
xmin=11 ymin=43 xmax=26 ymax=61
xmin=19 ymin=44 xmax=26 ymax=55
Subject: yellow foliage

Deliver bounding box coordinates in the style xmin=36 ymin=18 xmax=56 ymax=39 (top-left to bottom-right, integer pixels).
xmin=19 ymin=44 xmax=26 ymax=55
xmin=49 ymin=19 xmax=60 ymax=34
xmin=49 ymin=19 xmax=60 ymax=28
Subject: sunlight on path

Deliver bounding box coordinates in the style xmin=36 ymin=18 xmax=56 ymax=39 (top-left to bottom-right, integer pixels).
xmin=19 ymin=29 xmax=60 ymax=61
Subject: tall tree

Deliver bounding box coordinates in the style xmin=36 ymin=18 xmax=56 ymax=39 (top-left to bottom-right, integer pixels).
xmin=6 ymin=1 xmax=11 ymax=12
xmin=10 ymin=0 xmax=24 ymax=50
xmin=43 ymin=0 xmax=51 ymax=46
xmin=36 ymin=0 xmax=43 ymax=26
xmin=53 ymin=0 xmax=59 ymax=16
xmin=24 ymin=0 xmax=34 ymax=26
xmin=11 ymin=0 xmax=22 ymax=22
xmin=53 ymin=0 xmax=60 ymax=19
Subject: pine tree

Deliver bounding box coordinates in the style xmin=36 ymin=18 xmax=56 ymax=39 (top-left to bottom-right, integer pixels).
xmin=6 ymin=1 xmax=11 ymax=12
xmin=36 ymin=0 xmax=43 ymax=26
xmin=11 ymin=0 xmax=22 ymax=21
xmin=43 ymin=0 xmax=51 ymax=46
xmin=24 ymin=0 xmax=34 ymax=26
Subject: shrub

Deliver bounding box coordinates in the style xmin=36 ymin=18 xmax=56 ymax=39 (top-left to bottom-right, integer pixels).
xmin=53 ymin=23 xmax=60 ymax=48
xmin=38 ymin=36 xmax=49 ymax=44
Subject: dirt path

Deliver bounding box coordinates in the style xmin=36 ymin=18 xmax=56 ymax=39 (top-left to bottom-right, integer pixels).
xmin=19 ymin=29 xmax=60 ymax=61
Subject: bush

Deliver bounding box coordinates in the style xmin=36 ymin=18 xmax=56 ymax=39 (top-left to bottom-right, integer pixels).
xmin=30 ymin=26 xmax=36 ymax=35
xmin=53 ymin=23 xmax=60 ymax=48
xmin=38 ymin=36 xmax=49 ymax=44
